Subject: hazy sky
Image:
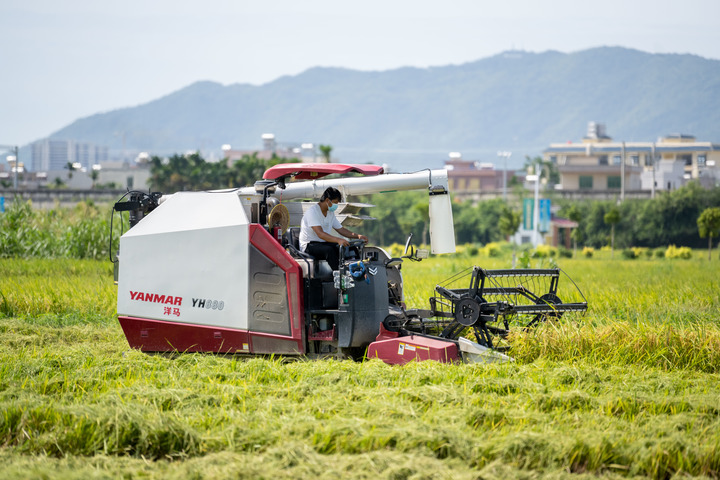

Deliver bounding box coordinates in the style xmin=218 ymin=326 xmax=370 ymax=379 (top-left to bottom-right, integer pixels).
xmin=1 ymin=0 xmax=719 ymax=147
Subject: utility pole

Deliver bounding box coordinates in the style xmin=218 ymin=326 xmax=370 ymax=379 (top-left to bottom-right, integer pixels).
xmin=526 ymin=166 xmax=541 ymax=247
xmin=620 ymin=141 xmax=625 ymax=203
xmin=651 ymin=143 xmax=656 ymax=199
xmin=533 ymin=165 xmax=540 ymax=246
xmin=497 ymin=151 xmax=511 ymax=201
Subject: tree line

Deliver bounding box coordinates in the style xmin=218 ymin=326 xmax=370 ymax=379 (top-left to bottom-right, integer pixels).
xmin=148 ymin=152 xmax=299 ymax=192
xmin=557 ymin=182 xmax=720 ymax=250
xmin=357 ymin=183 xmax=720 ymax=254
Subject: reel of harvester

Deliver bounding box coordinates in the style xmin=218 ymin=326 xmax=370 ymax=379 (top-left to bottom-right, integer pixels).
xmin=423 ymin=267 xmax=587 ymax=351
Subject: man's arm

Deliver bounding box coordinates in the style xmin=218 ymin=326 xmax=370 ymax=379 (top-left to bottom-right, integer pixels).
xmin=311 ymin=225 xmax=350 ymax=247
xmin=335 ymin=227 xmax=368 ymax=243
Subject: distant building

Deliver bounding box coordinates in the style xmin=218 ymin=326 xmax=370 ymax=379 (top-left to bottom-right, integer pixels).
xmin=550 ymin=217 xmax=579 ymax=249
xmin=544 ymin=123 xmax=720 ymax=191
xmin=94 ymin=162 xmax=150 ymax=190
xmin=222 ymin=134 xmax=318 ymax=164
xmin=31 ymin=139 xmax=108 ymax=172
xmin=444 ymin=155 xmax=521 ymax=193
xmin=640 ymin=159 xmax=685 ymax=192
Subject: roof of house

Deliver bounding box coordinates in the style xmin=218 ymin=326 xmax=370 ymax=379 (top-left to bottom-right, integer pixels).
xmin=545 ymin=143 xmax=720 ymax=154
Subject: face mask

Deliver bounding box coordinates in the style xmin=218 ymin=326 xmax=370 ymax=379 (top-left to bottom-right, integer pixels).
xmin=328 ymin=202 xmax=339 ymax=212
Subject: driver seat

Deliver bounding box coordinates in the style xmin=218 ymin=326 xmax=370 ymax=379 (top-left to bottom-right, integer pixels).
xmin=284 ymin=227 xmax=333 ymax=280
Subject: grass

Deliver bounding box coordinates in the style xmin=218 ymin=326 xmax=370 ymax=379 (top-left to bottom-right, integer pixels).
xmin=1 ymin=254 xmax=720 ymax=479
xmin=0 ymin=200 xmax=120 ymax=260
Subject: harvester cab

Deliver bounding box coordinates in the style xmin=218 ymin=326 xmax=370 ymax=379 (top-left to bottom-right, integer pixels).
xmin=111 ymin=163 xmax=586 ymax=364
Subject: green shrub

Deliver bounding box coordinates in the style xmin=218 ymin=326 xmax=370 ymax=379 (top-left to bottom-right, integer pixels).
xmin=533 ymin=244 xmax=557 ymax=258
xmin=582 ymin=247 xmax=594 ymax=258
xmin=621 ymin=249 xmax=637 ymax=259
xmin=387 ymin=243 xmax=405 ymax=257
xmin=518 ymin=249 xmax=531 ymax=268
xmin=665 ymin=245 xmax=692 ymax=259
xmin=483 ymin=242 xmax=501 ymax=257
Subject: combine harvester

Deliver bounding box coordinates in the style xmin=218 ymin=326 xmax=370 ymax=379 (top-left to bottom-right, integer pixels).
xmin=112 ymin=163 xmax=586 ymax=364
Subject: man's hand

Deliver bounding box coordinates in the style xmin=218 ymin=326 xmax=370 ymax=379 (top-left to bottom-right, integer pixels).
xmin=335 ymin=227 xmax=368 ymax=244
xmin=336 ymin=237 xmax=350 ymax=247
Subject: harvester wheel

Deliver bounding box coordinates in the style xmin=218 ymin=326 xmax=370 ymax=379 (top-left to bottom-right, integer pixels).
xmin=455 ymin=297 xmax=481 ymax=326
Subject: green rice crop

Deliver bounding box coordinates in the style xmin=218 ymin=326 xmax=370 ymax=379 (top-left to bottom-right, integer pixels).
xmin=0 ymin=258 xmax=116 ymax=324
xmin=1 ymin=255 xmax=720 ymax=479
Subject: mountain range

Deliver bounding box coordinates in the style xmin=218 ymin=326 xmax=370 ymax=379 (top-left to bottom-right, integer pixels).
xmin=49 ymin=47 xmax=720 ymax=171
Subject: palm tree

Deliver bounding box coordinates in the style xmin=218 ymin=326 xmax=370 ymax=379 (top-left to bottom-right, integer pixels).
xmin=499 ymin=206 xmax=522 ymax=267
xmin=90 ymin=169 xmax=99 ymax=189
xmin=604 ymin=207 xmax=621 ymax=258
xmin=567 ymin=205 xmax=582 ymax=257
xmin=319 ymin=145 xmax=332 ymax=163
xmin=65 ymin=162 xmax=75 ymax=180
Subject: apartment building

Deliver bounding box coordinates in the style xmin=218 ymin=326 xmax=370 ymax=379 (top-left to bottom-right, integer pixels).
xmin=544 ymin=123 xmax=720 ymax=191
xmin=31 ymin=139 xmax=108 ymax=172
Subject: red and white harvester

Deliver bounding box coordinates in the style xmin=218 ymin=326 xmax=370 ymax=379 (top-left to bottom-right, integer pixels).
xmin=112 ymin=164 xmax=586 ymax=364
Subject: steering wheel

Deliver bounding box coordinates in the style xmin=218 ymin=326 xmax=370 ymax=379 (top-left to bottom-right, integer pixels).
xmin=339 ymin=239 xmax=365 ymax=264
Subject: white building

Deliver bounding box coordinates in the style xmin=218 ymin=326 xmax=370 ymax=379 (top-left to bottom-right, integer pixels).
xmin=544 ymin=123 xmax=720 ymax=192
xmin=31 ymin=139 xmax=108 ymax=172
xmin=640 ymin=159 xmax=685 ymax=191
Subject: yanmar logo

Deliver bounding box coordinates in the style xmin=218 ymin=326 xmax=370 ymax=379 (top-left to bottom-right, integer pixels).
xmin=130 ymin=291 xmax=182 ymax=306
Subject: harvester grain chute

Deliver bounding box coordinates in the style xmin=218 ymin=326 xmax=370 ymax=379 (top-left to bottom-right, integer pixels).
xmin=111 ymin=163 xmax=587 ymax=364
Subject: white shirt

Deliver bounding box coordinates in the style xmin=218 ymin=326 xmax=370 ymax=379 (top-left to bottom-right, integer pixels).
xmin=299 ymin=203 xmax=342 ymax=252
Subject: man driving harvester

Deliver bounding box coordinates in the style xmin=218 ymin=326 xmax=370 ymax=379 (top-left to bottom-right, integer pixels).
xmin=299 ymin=187 xmax=368 ymax=270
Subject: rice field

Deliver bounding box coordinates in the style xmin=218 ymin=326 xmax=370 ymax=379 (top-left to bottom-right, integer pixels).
xmin=1 ymin=252 xmax=719 ymax=479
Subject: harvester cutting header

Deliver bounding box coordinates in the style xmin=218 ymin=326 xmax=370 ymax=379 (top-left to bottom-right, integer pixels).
xmin=112 ymin=163 xmax=586 ymax=364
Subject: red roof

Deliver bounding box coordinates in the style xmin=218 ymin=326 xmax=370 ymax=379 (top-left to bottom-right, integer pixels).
xmin=551 ymin=218 xmax=579 ymax=228
xmin=263 ymin=163 xmax=384 ymax=180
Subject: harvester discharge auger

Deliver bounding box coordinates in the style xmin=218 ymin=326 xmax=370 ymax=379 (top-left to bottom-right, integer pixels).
xmin=111 ymin=163 xmax=587 ymax=364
